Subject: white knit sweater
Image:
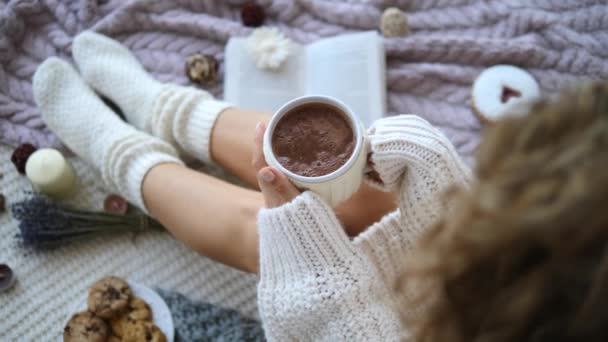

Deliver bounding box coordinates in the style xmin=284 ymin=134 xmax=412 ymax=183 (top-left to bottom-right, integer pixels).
xmin=257 ymin=115 xmax=472 ymax=341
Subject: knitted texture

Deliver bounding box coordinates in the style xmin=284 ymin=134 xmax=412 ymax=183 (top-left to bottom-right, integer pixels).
xmin=151 ymin=84 xmax=232 ymax=164
xmin=72 ymin=31 xmax=164 ymax=132
xmin=2 ymin=1 xmax=608 ymax=165
xmin=73 ymin=31 xmax=232 ymax=163
xmin=157 ymin=289 xmax=265 ymax=342
xmin=256 ymin=115 xmax=471 ymax=340
xmin=358 ymin=115 xmax=471 ymax=293
xmin=32 ymin=57 xmax=183 ymax=212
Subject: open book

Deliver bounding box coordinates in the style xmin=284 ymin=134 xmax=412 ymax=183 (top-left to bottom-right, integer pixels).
xmin=224 ymin=31 xmax=386 ymax=128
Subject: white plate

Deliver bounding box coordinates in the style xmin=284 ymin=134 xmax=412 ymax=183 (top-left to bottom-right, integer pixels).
xmin=66 ymin=280 xmax=175 ymax=342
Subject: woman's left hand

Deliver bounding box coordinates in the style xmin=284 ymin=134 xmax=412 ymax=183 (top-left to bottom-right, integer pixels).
xmin=252 ymin=122 xmax=301 ymax=208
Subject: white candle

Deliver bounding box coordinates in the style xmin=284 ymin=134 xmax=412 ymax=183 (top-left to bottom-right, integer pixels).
xmin=25 ymin=148 xmax=77 ymax=198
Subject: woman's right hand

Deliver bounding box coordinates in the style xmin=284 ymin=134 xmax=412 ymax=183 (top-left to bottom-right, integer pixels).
xmin=252 ymin=122 xmax=301 ymax=208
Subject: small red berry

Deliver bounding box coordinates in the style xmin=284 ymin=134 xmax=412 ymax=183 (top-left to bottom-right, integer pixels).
xmin=11 ymin=143 xmax=37 ymax=174
xmin=0 ymin=264 xmax=15 ymax=292
xmin=241 ymin=2 xmax=265 ymax=27
xmin=104 ymin=194 xmax=129 ymax=215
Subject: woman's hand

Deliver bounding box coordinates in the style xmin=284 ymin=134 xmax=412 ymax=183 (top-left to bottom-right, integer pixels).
xmin=252 ymin=122 xmax=301 ymax=208
xmin=364 ymin=152 xmax=384 ymax=186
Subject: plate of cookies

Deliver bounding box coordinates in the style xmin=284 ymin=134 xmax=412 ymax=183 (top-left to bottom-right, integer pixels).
xmin=64 ymin=276 xmax=174 ymax=342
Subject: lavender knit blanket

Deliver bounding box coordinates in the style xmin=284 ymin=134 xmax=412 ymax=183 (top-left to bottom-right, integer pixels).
xmin=1 ymin=0 xmax=607 ymax=163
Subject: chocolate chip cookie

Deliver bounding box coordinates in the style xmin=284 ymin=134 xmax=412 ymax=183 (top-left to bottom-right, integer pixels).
xmin=122 ymin=320 xmax=166 ymax=342
xmin=63 ymin=311 xmax=109 ymax=342
xmin=110 ymin=297 xmax=152 ymax=337
xmin=87 ymin=276 xmax=132 ymax=319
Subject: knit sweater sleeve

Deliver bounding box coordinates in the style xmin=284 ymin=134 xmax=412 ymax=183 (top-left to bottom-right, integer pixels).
xmin=354 ymin=115 xmax=472 ymax=289
xmin=257 ymin=191 xmax=401 ymax=341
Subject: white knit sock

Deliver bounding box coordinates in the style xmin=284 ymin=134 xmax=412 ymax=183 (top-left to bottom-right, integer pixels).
xmin=33 ymin=57 xmax=183 ymax=212
xmin=72 ymin=31 xmax=232 ymax=163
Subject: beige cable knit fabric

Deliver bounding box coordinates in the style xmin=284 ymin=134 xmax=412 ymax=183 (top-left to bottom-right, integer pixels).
xmin=72 ymin=32 xmax=232 ymax=164
xmin=32 ymin=57 xmax=183 ymax=212
xmin=257 ymin=115 xmax=472 ymax=341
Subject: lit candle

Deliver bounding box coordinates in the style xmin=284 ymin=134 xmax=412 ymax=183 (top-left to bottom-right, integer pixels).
xmin=25 ymin=148 xmax=77 ymax=198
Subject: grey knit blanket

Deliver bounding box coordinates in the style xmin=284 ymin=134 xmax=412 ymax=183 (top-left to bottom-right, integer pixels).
xmin=2 ymin=0 xmax=607 ymax=164
xmin=158 ymin=290 xmax=265 ymax=342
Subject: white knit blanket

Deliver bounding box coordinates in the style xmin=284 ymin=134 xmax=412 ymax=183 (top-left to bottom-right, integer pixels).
xmin=0 ymin=144 xmax=259 ymax=340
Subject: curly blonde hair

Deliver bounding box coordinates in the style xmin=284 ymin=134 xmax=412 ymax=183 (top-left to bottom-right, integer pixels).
xmin=402 ymin=82 xmax=608 ymax=341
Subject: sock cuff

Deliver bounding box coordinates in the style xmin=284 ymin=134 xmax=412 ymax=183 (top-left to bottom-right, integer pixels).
xmin=175 ymin=96 xmax=233 ymax=164
xmin=125 ymin=151 xmax=183 ymax=214
xmin=102 ymin=133 xmax=184 ymax=213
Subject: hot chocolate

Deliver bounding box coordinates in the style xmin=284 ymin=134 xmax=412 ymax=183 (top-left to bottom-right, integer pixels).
xmin=272 ymin=103 xmax=355 ymax=177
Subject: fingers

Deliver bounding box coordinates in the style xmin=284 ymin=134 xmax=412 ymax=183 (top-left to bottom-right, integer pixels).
xmin=257 ymin=167 xmax=300 ymax=208
xmin=252 ymin=122 xmax=267 ymax=172
xmin=252 ymin=121 xmax=301 ymax=208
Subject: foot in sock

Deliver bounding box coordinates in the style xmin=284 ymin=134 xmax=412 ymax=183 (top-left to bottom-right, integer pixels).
xmin=72 ymin=31 xmax=232 ymax=163
xmin=33 ymin=57 xmax=183 ymax=212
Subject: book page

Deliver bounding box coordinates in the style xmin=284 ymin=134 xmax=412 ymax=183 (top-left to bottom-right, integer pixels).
xmin=305 ymin=32 xmax=386 ymax=128
xmin=224 ymin=38 xmax=306 ymax=113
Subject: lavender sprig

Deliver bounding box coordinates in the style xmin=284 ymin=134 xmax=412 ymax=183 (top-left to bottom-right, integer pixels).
xmin=11 ymin=196 xmax=163 ymax=249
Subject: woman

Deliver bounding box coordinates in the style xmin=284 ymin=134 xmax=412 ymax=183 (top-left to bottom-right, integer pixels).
xmin=404 ymin=82 xmax=608 ymax=341
xmin=34 ymin=32 xmax=608 ymax=340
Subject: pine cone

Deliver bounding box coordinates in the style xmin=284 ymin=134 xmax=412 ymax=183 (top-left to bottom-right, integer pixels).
xmin=185 ymin=54 xmax=219 ymax=85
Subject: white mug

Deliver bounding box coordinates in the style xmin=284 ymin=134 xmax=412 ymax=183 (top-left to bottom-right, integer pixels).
xmin=263 ymin=95 xmax=368 ymax=207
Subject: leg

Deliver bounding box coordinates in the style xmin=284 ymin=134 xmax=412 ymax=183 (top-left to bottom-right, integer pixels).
xmin=210 ymin=108 xmax=269 ymax=188
xmin=143 ymin=163 xmax=261 ymax=274
xmin=140 ymin=164 xmax=394 ymax=275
